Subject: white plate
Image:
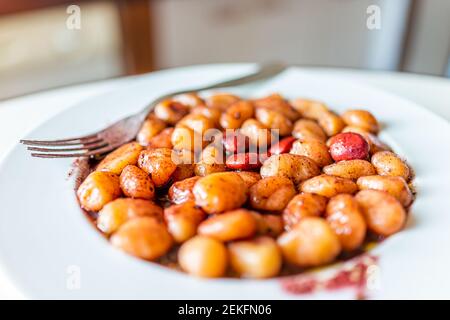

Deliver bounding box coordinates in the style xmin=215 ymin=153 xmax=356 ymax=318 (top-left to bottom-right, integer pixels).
xmin=1 ymin=64 xmax=450 ymax=299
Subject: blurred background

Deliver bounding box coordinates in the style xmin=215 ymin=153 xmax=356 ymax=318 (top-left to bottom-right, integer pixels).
xmin=0 ymin=0 xmax=449 ymax=100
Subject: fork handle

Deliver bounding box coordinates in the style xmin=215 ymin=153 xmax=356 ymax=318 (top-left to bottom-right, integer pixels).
xmin=141 ymin=63 xmax=287 ymax=115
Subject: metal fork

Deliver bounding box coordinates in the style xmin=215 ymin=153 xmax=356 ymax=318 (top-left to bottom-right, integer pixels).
xmin=21 ymin=63 xmax=287 ymax=158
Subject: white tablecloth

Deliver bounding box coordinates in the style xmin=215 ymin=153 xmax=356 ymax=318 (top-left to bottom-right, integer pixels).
xmin=0 ymin=68 xmax=449 ymax=299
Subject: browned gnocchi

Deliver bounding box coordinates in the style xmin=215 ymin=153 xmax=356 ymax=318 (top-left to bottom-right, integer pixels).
xmin=96 ymin=142 xmax=143 ymax=175
xmin=282 ymin=193 xmax=328 ymax=230
xmin=111 ymin=216 xmax=173 ymax=261
xmin=260 ymin=153 xmax=320 ymax=187
xmin=147 ymin=127 xmax=174 ymax=149
xmin=77 ymin=171 xmax=122 ymax=211
xmin=355 ymin=189 xmax=407 ymax=236
xmin=120 ymin=165 xmax=155 ymax=200
xmin=255 ymin=107 xmax=293 ymax=136
xmin=277 ymin=217 xmax=341 ymax=267
xmin=240 ymin=118 xmax=273 ymax=148
xmin=325 ymin=194 xmax=367 ymax=251
xmin=220 ymin=100 xmax=254 ymax=129
xmin=197 ymin=209 xmax=257 ymax=241
xmin=342 ymin=110 xmax=379 ymax=133
xmin=193 ymin=172 xmax=248 ymax=214
xmin=249 ymin=176 xmax=296 ymax=212
xmin=228 ymin=236 xmax=282 ymax=278
xmin=154 ymin=99 xmax=190 ymax=125
xmin=318 ymin=111 xmax=346 ymax=136
xmin=168 ymin=176 xmax=201 ymax=204
xmin=138 ymin=148 xmax=177 ymax=187
xmin=300 ymin=174 xmax=358 ymax=197
xmin=136 ymin=115 xmax=167 ymax=146
xmin=323 ymin=159 xmax=376 ymax=180
xmin=356 ymin=175 xmax=413 ymax=207
xmin=290 ymin=98 xmax=328 ymax=120
xmin=164 ymin=202 xmax=206 ymax=243
xmin=76 ymin=93 xmax=415 ymax=279
xmin=194 ymin=145 xmax=227 ymax=177
xmin=253 ymin=94 xmax=299 ymax=121
xmin=292 ymin=119 xmax=327 ymax=142
xmin=97 ymin=198 xmax=163 ymax=234
xmin=371 ymin=151 xmax=411 ymax=181
xmin=290 ymin=139 xmax=333 ymax=167
xmin=178 ymin=235 xmax=228 ymax=278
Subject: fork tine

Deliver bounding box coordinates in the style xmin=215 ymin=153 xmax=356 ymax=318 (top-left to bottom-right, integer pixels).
xmin=27 ymin=141 xmax=108 ymax=152
xmin=31 ymin=144 xmax=114 ymax=158
xmin=20 ymin=137 xmax=103 ymax=147
xmin=21 ymin=133 xmax=98 ymax=143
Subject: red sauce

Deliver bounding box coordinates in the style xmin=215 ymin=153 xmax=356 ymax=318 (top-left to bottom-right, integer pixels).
xmin=280 ymin=254 xmax=378 ymax=299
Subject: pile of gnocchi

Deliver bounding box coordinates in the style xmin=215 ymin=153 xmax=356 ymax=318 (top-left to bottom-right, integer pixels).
xmin=77 ymin=93 xmax=414 ymax=279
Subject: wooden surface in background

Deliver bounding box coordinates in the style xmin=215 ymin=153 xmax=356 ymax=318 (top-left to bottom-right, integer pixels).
xmin=0 ymin=0 xmax=154 ymax=75
xmin=117 ymin=0 xmax=154 ymax=74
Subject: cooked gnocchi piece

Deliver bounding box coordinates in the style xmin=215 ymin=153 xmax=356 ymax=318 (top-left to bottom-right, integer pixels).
xmin=260 ymin=153 xmax=320 ymax=187
xmin=252 ymin=213 xmax=284 ymax=237
xmin=356 ymin=175 xmax=413 ymax=207
xmin=277 ymin=217 xmax=341 ymax=267
xmin=342 ymin=110 xmax=379 ymax=133
xmin=290 ymin=98 xmax=328 ymax=120
xmin=198 ymin=209 xmax=257 ymax=241
xmin=172 ymin=93 xmax=205 ymax=109
xmin=229 ymin=236 xmax=282 ymax=278
xmin=318 ymin=111 xmax=346 ymax=136
xmin=120 ymin=165 xmax=155 ymax=200
xmin=168 ymin=176 xmax=201 ymax=204
xmin=97 ymin=198 xmax=163 ymax=234
xmin=253 ymin=94 xmax=299 ymax=121
xmin=193 ymin=172 xmax=248 ymax=214
xmin=136 ymin=116 xmax=167 ymax=146
xmin=147 ymin=127 xmax=174 ymax=149
xmin=240 ymin=118 xmax=273 ymax=148
xmin=178 ymin=235 xmax=228 ymax=278
xmin=355 ymin=189 xmax=406 ymax=236
xmin=236 ymin=171 xmax=261 ymax=189
xmin=138 ymin=148 xmax=177 ymax=187
xmin=110 ymin=216 xmax=173 ymax=261
xmin=325 ymin=194 xmax=367 ymax=251
xmin=154 ymin=99 xmax=190 ymax=125
xmin=292 ymin=119 xmax=327 ymax=142
xmin=206 ymin=93 xmax=240 ymax=111
xmin=164 ymin=202 xmax=206 ymax=243
xmin=220 ymin=100 xmax=254 ymax=129
xmin=300 ymin=174 xmax=358 ymax=197
xmin=282 ymin=193 xmax=328 ymax=230
xmin=77 ymin=171 xmax=121 ymax=211
xmin=323 ymin=159 xmax=376 ymax=180
xmin=371 ymin=151 xmax=411 ymax=181
xmin=255 ymin=108 xmax=293 ymax=136
xmin=249 ymin=176 xmax=296 ymax=212
xmin=194 ymin=145 xmax=227 ymax=177
xmin=290 ymin=139 xmax=333 ymax=168
xmin=96 ymin=142 xmax=143 ymax=175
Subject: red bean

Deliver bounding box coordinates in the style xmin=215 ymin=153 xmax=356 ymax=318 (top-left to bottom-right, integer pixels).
xmin=226 ymin=153 xmax=262 ymax=170
xmin=269 ymin=136 xmax=296 ymax=155
xmin=329 ymin=132 xmax=369 ymax=162
xmin=222 ymin=131 xmax=250 ymax=154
